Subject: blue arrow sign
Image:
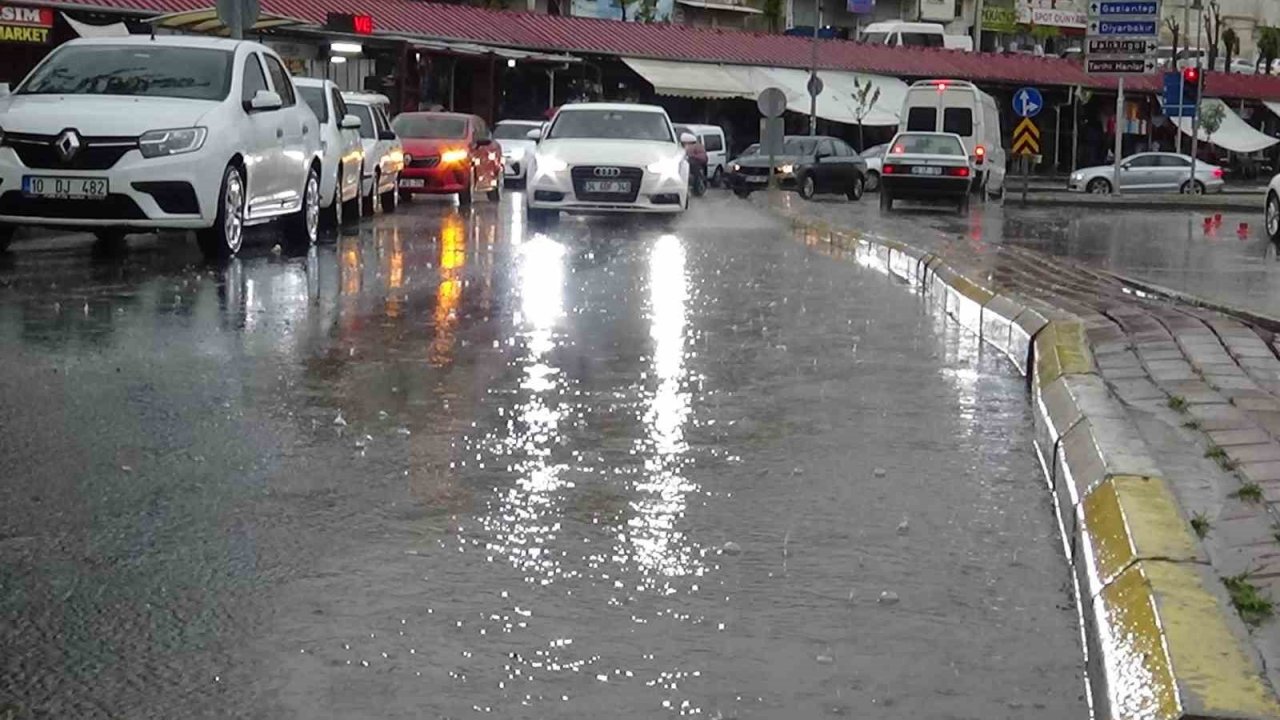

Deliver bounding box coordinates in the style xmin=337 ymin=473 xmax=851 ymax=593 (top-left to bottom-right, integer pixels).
xmin=1091 ymin=1 xmax=1158 ymax=16
xmin=1092 ymin=19 xmax=1157 ymax=35
xmin=1014 ymin=87 xmax=1042 ymax=118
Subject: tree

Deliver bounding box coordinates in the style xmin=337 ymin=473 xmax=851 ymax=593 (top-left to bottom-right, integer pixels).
xmin=1222 ymin=26 xmax=1239 ymax=73
xmin=851 ymin=76 xmax=881 ymax=152
xmin=762 ymin=0 xmax=783 ymax=33
xmin=1164 ymin=16 xmax=1181 ymax=69
xmin=1200 ymin=101 xmax=1226 ymax=154
xmin=634 ymin=0 xmax=657 ymax=22
xmin=1205 ymin=1 xmax=1222 ymax=71
xmin=1260 ymin=27 xmax=1280 ymax=75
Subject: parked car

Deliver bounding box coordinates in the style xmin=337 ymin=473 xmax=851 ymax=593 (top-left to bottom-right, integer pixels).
xmin=0 ymin=36 xmax=323 ymax=259
xmin=861 ymin=143 xmax=888 ymax=191
xmin=859 ymin=21 xmax=972 ymax=50
xmin=493 ymin=119 xmax=542 ymax=186
xmin=726 ymin=135 xmax=867 ymax=201
xmin=899 ymin=79 xmax=1005 ymax=197
xmin=392 ymin=112 xmax=502 ymax=206
xmin=525 ymin=102 xmax=691 ymax=225
xmin=295 ymin=77 xmax=363 ymax=228
xmin=1266 ymin=173 xmax=1280 ymax=242
xmin=685 ymin=123 xmax=728 ymax=185
xmin=342 ymin=91 xmax=403 ymax=214
xmin=878 ymin=131 xmax=975 ymax=214
xmin=1069 ymin=153 xmax=1225 ymax=194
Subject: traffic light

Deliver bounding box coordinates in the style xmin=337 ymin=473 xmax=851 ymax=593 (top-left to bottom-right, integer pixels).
xmin=1182 ymin=66 xmax=1201 ymax=105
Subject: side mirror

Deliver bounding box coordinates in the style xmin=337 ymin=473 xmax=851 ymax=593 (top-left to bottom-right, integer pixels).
xmin=378 ymin=130 xmax=397 ymax=141
xmin=679 ymin=132 xmax=697 ymax=144
xmin=246 ymin=90 xmax=282 ymax=112
xmin=475 ymin=137 xmax=493 ymax=147
xmin=526 ymin=128 xmax=543 ymax=140
xmin=340 ymin=114 xmax=362 ymax=130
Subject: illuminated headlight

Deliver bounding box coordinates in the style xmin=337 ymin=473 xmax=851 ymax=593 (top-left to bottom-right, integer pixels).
xmin=535 ymin=155 xmax=568 ymax=173
xmin=139 ymin=127 xmax=207 ymax=158
xmin=646 ymin=154 xmax=683 ymax=181
xmin=441 ymin=148 xmax=469 ymax=164
xmin=1071 ymin=172 xmax=1083 ymax=182
xmin=778 ymin=164 xmax=795 ymax=175
xmin=731 ymin=162 xmax=740 ymax=173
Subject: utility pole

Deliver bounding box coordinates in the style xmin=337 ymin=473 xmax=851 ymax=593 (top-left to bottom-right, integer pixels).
xmin=809 ymin=0 xmax=820 ymax=136
xmin=1188 ymin=0 xmax=1203 ymax=191
xmin=973 ymin=0 xmax=984 ymax=51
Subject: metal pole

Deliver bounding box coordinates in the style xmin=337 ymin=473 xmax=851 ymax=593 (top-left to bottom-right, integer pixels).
xmin=548 ymin=69 xmax=555 ymax=110
xmin=229 ymin=0 xmax=242 ymax=39
xmin=1055 ymin=104 xmax=1061 ymax=171
xmin=1188 ymin=0 xmax=1203 ymax=191
xmin=1176 ymin=71 xmax=1184 ymax=153
xmin=973 ymin=0 xmax=984 ymax=51
xmin=1114 ymin=76 xmax=1124 ymax=195
xmin=1071 ymin=86 xmax=1079 ymax=173
xmin=809 ymin=0 xmax=820 ymax=136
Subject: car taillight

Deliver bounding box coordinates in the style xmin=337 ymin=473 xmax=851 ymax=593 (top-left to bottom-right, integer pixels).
xmin=947 ymin=166 xmax=971 ymax=177
xmin=882 ymin=164 xmax=896 ymax=174
xmin=974 ymin=145 xmax=985 ymax=165
xmin=1213 ymin=167 xmax=1224 ymax=178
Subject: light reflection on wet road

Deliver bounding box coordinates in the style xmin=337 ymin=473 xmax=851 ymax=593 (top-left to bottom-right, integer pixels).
xmin=0 ymin=193 xmax=1084 ymax=719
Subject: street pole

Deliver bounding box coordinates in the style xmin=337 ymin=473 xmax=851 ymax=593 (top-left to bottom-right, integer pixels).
xmin=1175 ymin=0 xmax=1190 ymax=154
xmin=973 ymin=0 xmax=984 ymax=51
xmin=1113 ymin=76 xmax=1124 ymax=196
xmin=1071 ymin=86 xmax=1079 ymax=173
xmin=1188 ymin=0 xmax=1203 ymax=191
xmin=809 ymin=0 xmax=820 ymax=136
xmin=229 ymin=0 xmax=242 ymax=39
xmin=1175 ymin=71 xmax=1184 ymax=153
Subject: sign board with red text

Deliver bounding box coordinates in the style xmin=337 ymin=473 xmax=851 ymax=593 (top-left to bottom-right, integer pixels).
xmin=0 ymin=5 xmax=53 ymax=43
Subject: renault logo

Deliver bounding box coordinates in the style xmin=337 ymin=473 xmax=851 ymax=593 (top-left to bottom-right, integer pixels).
xmin=54 ymin=130 xmax=81 ymax=162
xmin=593 ymin=167 xmax=621 ymax=178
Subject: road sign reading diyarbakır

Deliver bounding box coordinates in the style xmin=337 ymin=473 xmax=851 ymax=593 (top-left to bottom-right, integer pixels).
xmin=1013 ymin=87 xmax=1042 ymax=118
xmin=1089 ymin=19 xmax=1157 ymax=35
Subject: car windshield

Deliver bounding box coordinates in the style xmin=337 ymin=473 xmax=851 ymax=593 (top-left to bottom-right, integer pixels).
xmin=782 ymin=138 xmax=818 ymax=155
xmin=494 ymin=123 xmax=538 ymax=140
xmin=741 ymin=143 xmax=759 ymax=155
xmin=393 ymin=115 xmax=468 ymax=139
xmin=891 ymin=133 xmax=965 ymax=155
xmin=547 ymin=109 xmax=673 ymax=141
xmin=862 ymin=32 xmax=889 ymax=43
xmin=298 ymin=86 xmax=328 ymax=124
xmin=348 ymin=103 xmax=376 ymax=140
xmin=18 ymin=45 xmax=233 ymax=100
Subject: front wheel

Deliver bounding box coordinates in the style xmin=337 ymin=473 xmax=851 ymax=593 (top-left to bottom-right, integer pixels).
xmin=846 ymin=174 xmax=865 ymax=201
xmin=284 ymin=166 xmax=321 ymax=250
xmin=527 ymin=206 xmax=558 ymax=228
xmin=1266 ymin=192 xmax=1280 ymax=242
xmin=341 ymin=178 xmax=361 ymax=225
xmin=1180 ymin=179 xmax=1206 ymax=195
xmin=381 ymin=173 xmax=399 ymax=213
xmin=733 ymin=188 xmax=752 ymax=199
xmin=362 ymin=171 xmax=380 ymax=216
xmin=798 ymin=174 xmax=817 ymax=200
xmin=866 ymin=171 xmax=880 ymax=192
xmin=196 ymin=164 xmax=246 ymax=261
xmin=1086 ymin=178 xmax=1112 ymax=194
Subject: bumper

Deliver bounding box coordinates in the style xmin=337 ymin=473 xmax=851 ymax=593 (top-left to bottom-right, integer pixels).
xmin=881 ymin=175 xmax=972 ymax=198
xmin=727 ymin=173 xmax=797 ymax=192
xmin=503 ymin=156 xmax=527 ymax=180
xmin=0 ymin=146 xmax=220 ymax=229
xmin=526 ymin=169 xmax=686 ymax=214
xmin=399 ymin=164 xmax=471 ymax=194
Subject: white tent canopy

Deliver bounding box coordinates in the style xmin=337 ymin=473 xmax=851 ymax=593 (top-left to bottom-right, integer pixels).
xmin=1170 ymin=98 xmax=1278 ymax=153
xmin=622 ymin=57 xmax=907 ymax=127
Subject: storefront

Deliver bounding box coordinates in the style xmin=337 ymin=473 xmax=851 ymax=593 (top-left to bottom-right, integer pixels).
xmin=0 ymin=4 xmax=62 ymax=86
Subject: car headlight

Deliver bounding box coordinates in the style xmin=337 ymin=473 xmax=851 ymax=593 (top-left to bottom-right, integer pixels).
xmin=1071 ymin=172 xmax=1083 ymax=181
xmin=441 ymin=148 xmax=469 ymax=164
xmin=778 ymin=164 xmax=795 ymax=175
xmin=536 ymin=155 xmax=568 ymax=173
xmin=138 ymin=127 xmax=207 ymax=158
xmin=646 ymin=154 xmax=684 ymax=181
xmin=731 ymin=162 xmax=740 ymax=173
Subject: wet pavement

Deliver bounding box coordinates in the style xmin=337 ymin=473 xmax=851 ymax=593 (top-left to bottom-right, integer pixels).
xmin=1 ymin=193 xmax=1085 ymax=719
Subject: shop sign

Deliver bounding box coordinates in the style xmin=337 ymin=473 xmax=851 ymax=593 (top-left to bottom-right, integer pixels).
xmin=0 ymin=5 xmax=53 ymax=44
xmin=1021 ymin=6 xmax=1087 ymax=27
xmin=982 ymin=5 xmax=1020 ymax=32
xmin=325 ymin=12 xmax=373 ymax=35
xmin=918 ymin=0 xmax=954 ymax=21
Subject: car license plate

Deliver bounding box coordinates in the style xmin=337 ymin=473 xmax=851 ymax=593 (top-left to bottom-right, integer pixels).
xmin=399 ymin=178 xmax=425 ymax=188
xmin=910 ymin=166 xmax=943 ymax=176
xmin=22 ymin=175 xmax=108 ymax=199
xmin=746 ymin=176 xmax=768 ymax=184
xmin=583 ymin=180 xmax=630 ymax=194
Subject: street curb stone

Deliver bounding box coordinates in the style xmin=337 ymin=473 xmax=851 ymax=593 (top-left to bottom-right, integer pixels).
xmin=775 ymin=203 xmax=1280 ymax=720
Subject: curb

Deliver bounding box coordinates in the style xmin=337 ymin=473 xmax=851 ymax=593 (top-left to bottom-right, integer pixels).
xmin=777 ymin=203 xmax=1280 ymax=720
xmin=1011 ymin=194 xmax=1262 ymax=212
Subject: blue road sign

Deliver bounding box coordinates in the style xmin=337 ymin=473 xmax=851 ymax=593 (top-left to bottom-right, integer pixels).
xmin=1013 ymin=87 xmax=1043 ymax=118
xmin=1090 ymin=1 xmax=1158 ymax=16
xmin=1091 ymin=19 xmax=1158 ymax=35
xmin=1161 ymin=70 xmax=1197 ymax=118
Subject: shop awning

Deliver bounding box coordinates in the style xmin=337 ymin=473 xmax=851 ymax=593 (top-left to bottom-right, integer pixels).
xmin=1264 ymin=101 xmax=1280 ymax=120
xmin=622 ymin=57 xmax=906 ymax=125
xmin=64 ymin=12 xmax=130 ymax=37
xmin=146 ymin=7 xmax=307 ymax=34
xmin=397 ymin=36 xmax=579 ymax=64
xmin=1169 ymin=98 xmax=1279 ymax=153
xmin=675 ymin=0 xmax=763 ymax=13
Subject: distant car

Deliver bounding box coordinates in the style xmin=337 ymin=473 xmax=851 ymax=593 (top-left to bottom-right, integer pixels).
xmin=726 ymin=135 xmax=866 ymax=201
xmin=493 ymin=119 xmax=541 ymax=185
xmin=525 ymin=102 xmax=691 ymax=224
xmin=392 ymin=112 xmax=503 ymax=206
xmin=1069 ymin=152 xmax=1224 ymax=194
xmin=878 ymin=131 xmax=975 ymax=213
xmin=342 ymin=92 xmax=403 ymax=214
xmin=685 ymin=123 xmax=728 ymax=185
xmin=1265 ymin=173 xmax=1280 ymax=242
xmin=295 ymin=78 xmax=364 ymax=228
xmin=0 ymin=36 xmax=324 ymax=259
xmin=861 ymin=143 xmax=888 ymax=191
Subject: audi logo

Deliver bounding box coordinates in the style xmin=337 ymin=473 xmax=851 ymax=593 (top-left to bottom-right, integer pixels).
xmin=593 ymin=167 xmax=622 ymax=178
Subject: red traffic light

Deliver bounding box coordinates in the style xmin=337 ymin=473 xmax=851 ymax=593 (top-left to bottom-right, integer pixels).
xmin=1183 ymin=67 xmax=1199 ymax=84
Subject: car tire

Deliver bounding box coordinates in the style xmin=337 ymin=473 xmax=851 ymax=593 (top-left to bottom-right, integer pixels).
xmin=284 ymin=166 xmax=321 ymax=251
xmin=798 ymin=174 xmax=817 ymax=200
xmin=866 ymin=171 xmax=880 ymax=192
xmin=342 ymin=179 xmax=361 ymax=225
xmin=487 ymin=174 xmax=501 ymax=202
xmin=0 ymin=225 xmax=14 ymax=253
xmin=1086 ymin=178 xmax=1112 ymax=194
xmin=382 ymin=174 xmax=399 ymax=213
xmin=196 ymin=164 xmax=246 ymax=261
xmin=459 ymin=171 xmax=475 ymax=207
xmin=846 ymin=174 xmax=865 ymax=201
xmin=879 ymin=189 xmax=893 ymax=212
xmin=1180 ymin=180 xmax=1206 ymax=195
xmin=362 ymin=171 xmax=379 ymax=216
xmin=1267 ymin=192 xmax=1280 ymax=242
xmin=733 ymin=188 xmax=752 ymax=199
xmin=324 ymin=171 xmax=343 ymax=229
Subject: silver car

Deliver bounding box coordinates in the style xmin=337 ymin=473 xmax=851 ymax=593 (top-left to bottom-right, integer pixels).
xmin=1069 ymin=152 xmax=1225 ymax=194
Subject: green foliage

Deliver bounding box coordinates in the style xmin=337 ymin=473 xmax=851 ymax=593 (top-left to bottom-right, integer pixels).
xmin=1191 ymin=511 xmax=1211 ymax=538
xmin=1224 ymin=573 xmax=1274 ymax=625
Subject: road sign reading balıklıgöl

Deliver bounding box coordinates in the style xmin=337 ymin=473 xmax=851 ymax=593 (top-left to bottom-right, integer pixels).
xmin=1087 ymin=37 xmax=1156 ymax=55
xmin=1012 ymin=118 xmax=1040 ymax=156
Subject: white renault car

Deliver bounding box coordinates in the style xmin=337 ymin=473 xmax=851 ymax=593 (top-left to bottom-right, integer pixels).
xmin=0 ymin=36 xmax=323 ymax=259
xmin=295 ymin=77 xmax=363 ymax=229
xmin=493 ymin=119 xmax=541 ymax=186
xmin=342 ymin=91 xmax=403 ymax=214
xmin=525 ymin=103 xmax=691 ymax=224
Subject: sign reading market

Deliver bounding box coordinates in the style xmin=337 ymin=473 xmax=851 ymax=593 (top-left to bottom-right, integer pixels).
xmin=0 ymin=5 xmax=53 ymax=43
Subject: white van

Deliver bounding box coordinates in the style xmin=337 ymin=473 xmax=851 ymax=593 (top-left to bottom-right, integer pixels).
xmin=860 ymin=21 xmax=973 ymax=51
xmin=686 ymin=123 xmax=728 ymax=184
xmin=898 ymin=79 xmax=1006 ymax=196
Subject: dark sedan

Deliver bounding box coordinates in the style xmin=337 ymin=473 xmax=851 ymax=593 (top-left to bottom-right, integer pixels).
xmin=727 ymin=136 xmax=867 ymax=201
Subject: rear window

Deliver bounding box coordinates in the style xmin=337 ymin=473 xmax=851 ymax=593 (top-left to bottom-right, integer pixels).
xmin=890 ymin=134 xmax=966 ymax=156
xmin=393 ymin=115 xmax=468 ymax=139
xmin=905 ymin=107 xmax=936 ymax=132
xmin=943 ymin=108 xmax=973 ymax=136
xmin=702 ymin=133 xmax=724 ymax=152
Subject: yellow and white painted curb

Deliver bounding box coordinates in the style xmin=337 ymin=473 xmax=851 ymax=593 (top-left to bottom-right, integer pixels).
xmin=786 ymin=212 xmax=1280 ymax=720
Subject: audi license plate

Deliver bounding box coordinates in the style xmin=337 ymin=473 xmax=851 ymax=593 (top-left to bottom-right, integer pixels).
xmin=399 ymin=178 xmax=425 ymax=188
xmin=583 ymin=180 xmax=630 ymax=194
xmin=23 ymin=175 xmax=108 ymax=199
xmin=910 ymin=166 xmax=943 ymax=176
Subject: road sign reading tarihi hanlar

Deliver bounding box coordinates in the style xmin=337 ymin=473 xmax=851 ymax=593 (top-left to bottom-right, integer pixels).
xmin=1011 ymin=117 xmax=1040 ymax=156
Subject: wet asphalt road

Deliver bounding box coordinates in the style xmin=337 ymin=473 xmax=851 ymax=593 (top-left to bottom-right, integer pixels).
xmin=0 ymin=192 xmax=1085 ymax=719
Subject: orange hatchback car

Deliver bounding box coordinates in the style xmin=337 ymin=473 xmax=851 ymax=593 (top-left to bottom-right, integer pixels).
xmin=391 ymin=112 xmax=504 ymax=206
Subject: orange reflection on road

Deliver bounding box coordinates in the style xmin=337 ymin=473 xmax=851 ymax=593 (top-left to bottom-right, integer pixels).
xmin=429 ymin=212 xmax=467 ymax=366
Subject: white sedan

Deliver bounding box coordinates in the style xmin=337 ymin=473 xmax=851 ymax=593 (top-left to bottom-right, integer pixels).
xmin=295 ymin=78 xmax=363 ymax=228
xmin=525 ymin=103 xmax=692 ymax=225
xmin=1068 ymin=152 xmax=1225 ymax=194
xmin=342 ymin=92 xmax=404 ymax=214
xmin=1265 ymin=173 xmax=1280 ymax=242
xmin=0 ymin=36 xmax=323 ymax=259
xmin=494 ymin=119 xmax=541 ymax=185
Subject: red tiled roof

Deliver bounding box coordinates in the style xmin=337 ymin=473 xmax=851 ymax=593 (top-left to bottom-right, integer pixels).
xmin=49 ymin=0 xmax=1280 ymax=100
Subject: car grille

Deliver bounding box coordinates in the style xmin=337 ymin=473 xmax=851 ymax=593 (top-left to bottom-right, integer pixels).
xmin=570 ymin=166 xmax=643 ymax=202
xmin=738 ymin=165 xmax=770 ymax=176
xmin=0 ymin=191 xmax=147 ymax=220
xmin=409 ymin=156 xmax=440 ymax=169
xmin=3 ymin=131 xmax=138 ymax=170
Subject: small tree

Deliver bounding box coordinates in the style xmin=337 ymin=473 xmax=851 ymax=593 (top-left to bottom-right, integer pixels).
xmin=851 ymin=77 xmax=881 ymax=152
xmin=1205 ymin=1 xmax=1223 ymax=71
xmin=1258 ymin=27 xmax=1280 ymax=74
xmin=1222 ymin=26 xmax=1239 ymax=73
xmin=1200 ymin=102 xmax=1226 ymax=153
xmin=1164 ymin=16 xmax=1181 ymax=68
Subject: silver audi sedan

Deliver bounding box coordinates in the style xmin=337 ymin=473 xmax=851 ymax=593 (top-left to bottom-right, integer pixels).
xmin=1068 ymin=152 xmax=1225 ymax=194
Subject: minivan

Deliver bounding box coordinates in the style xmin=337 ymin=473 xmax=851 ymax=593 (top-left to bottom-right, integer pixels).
xmin=859 ymin=21 xmax=973 ymax=51
xmin=897 ymin=79 xmax=1006 ymax=196
xmin=686 ymin=123 xmax=728 ymax=185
